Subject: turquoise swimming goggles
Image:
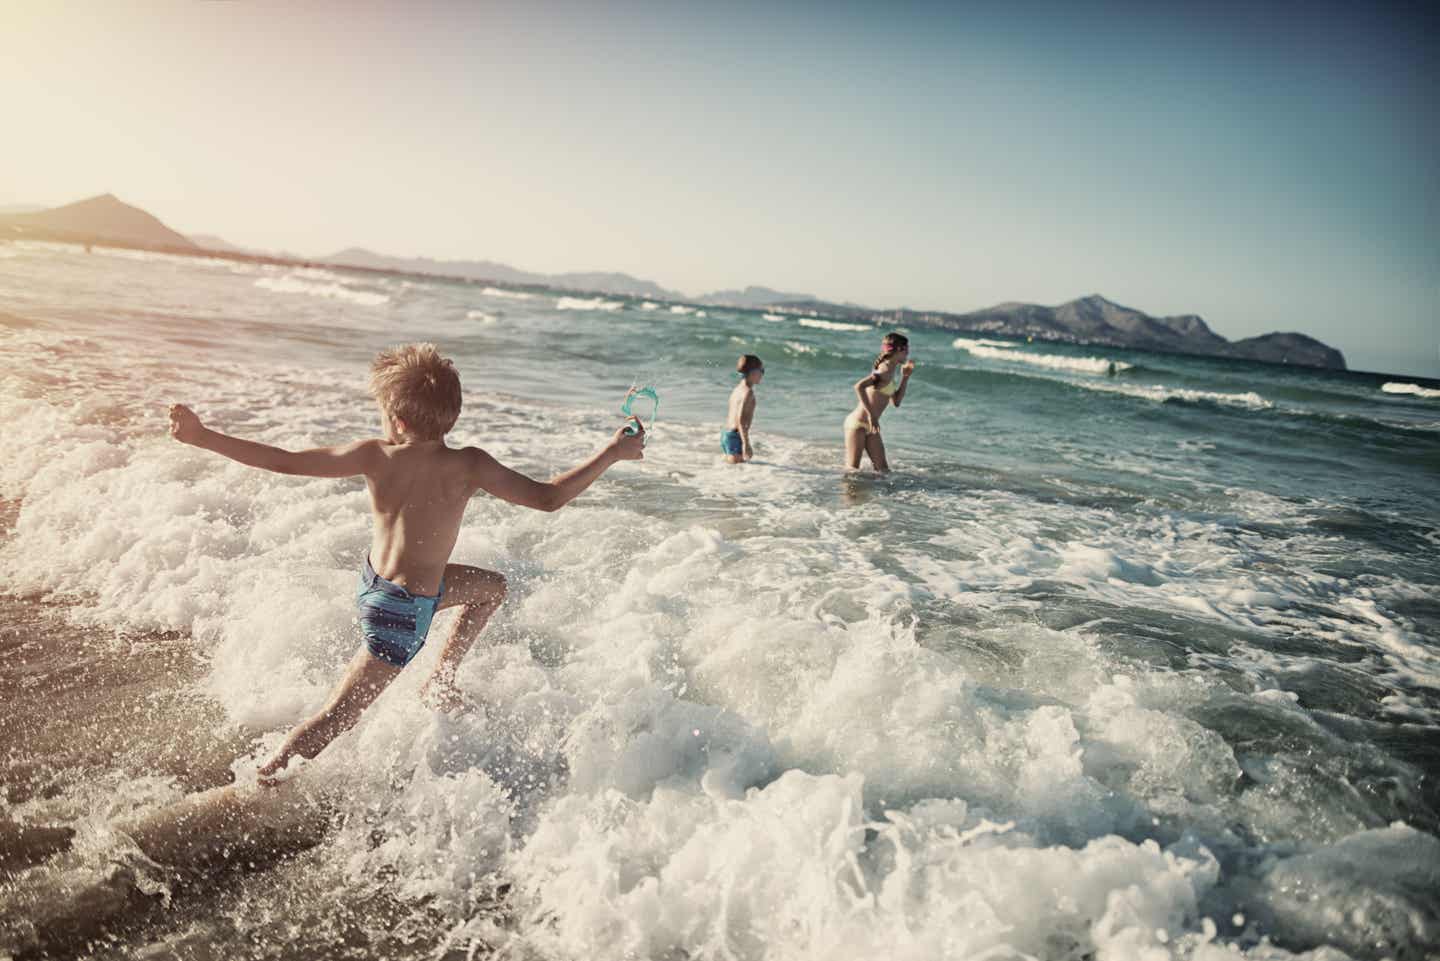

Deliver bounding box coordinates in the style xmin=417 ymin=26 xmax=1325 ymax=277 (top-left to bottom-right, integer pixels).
xmin=621 ymin=385 xmax=659 ymax=437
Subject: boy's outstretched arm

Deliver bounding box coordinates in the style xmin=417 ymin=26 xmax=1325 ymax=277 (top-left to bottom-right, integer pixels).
xmin=169 ymin=404 xmax=379 ymax=478
xmin=468 ymin=420 xmax=644 ymax=512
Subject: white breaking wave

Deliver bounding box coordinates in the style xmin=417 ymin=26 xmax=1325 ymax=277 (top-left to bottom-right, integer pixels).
xmin=481 ymin=286 xmax=533 ymax=300
xmin=254 ymin=274 xmax=389 ymax=307
xmin=466 ymin=310 xmax=498 ymax=325
xmin=783 ymin=340 xmax=817 ymax=354
xmin=798 ymin=318 xmax=871 ymax=333
xmin=638 ymin=302 xmax=660 ymax=311
xmin=1382 ymin=381 xmax=1440 ymax=400
xmin=1079 ymin=379 xmax=1273 ymax=410
xmin=555 ymin=296 xmax=623 ymax=312
xmin=669 ymin=305 xmax=696 ymax=315
xmin=953 ymin=337 xmax=1132 ymax=375
xmin=961 ymin=337 xmax=1017 ymax=348
xmin=762 ymin=313 xmax=786 ymax=323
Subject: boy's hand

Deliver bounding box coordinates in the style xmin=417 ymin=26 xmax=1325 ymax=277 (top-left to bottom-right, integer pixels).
xmin=611 ymin=418 xmax=646 ymax=460
xmin=168 ymin=404 xmax=205 ymax=445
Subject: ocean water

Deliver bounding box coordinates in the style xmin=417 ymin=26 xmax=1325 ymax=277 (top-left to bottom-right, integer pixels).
xmin=1 ymin=240 xmax=1438 ymax=960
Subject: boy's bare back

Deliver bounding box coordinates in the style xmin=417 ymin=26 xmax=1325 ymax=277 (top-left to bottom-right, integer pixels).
xmin=356 ymin=437 xmax=493 ymax=598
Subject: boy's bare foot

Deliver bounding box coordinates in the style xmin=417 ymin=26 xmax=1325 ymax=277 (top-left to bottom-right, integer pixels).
xmin=256 ymin=752 xmax=296 ymax=787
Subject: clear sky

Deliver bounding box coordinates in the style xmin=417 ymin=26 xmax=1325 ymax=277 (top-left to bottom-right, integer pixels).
xmin=3 ymin=0 xmax=1437 ymax=375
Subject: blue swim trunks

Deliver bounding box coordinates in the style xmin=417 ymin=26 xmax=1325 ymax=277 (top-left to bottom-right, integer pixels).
xmin=356 ymin=556 xmax=445 ymax=667
xmin=721 ymin=429 xmax=743 ymax=456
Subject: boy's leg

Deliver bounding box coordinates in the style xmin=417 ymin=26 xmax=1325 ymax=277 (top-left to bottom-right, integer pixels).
xmin=421 ymin=564 xmax=508 ymax=710
xmin=258 ymin=648 xmax=402 ymax=784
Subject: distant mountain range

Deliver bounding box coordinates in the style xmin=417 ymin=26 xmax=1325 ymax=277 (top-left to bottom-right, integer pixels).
xmin=782 ymin=294 xmax=1346 ymax=369
xmin=0 ymin=194 xmax=1347 ymax=369
xmin=324 ymin=247 xmax=684 ymax=300
xmin=952 ymin=295 xmax=1344 ymax=368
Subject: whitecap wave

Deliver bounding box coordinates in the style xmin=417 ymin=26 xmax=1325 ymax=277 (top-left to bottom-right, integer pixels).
xmin=953 ymin=337 xmax=1132 ymax=375
xmin=761 ymin=313 xmax=786 ymax=323
xmin=798 ymin=318 xmax=871 ymax=332
xmin=466 ymin=310 xmax=498 ymax=324
xmin=1382 ymin=381 xmax=1440 ymax=400
xmin=669 ymin=305 xmax=696 ymax=315
xmin=638 ymin=302 xmax=660 ymax=311
xmin=481 ymin=286 xmax=533 ymax=300
xmin=253 ymin=274 xmax=389 ymax=306
xmin=1077 ymin=379 xmax=1272 ymax=409
xmin=555 ymin=296 xmax=623 ymax=312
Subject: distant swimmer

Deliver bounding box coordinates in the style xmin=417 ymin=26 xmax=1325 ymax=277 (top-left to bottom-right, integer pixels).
xmin=723 ymin=354 xmax=764 ymax=463
xmin=1107 ymin=361 xmax=1117 ymax=377
xmin=168 ymin=343 xmax=645 ymax=784
xmin=844 ymin=331 xmax=915 ymax=472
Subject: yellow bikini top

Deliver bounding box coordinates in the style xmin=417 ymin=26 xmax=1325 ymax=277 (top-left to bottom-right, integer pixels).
xmin=872 ymin=368 xmax=901 ymax=396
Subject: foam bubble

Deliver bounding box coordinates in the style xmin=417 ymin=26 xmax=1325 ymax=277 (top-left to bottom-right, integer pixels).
xmin=481 ymin=286 xmax=533 ymax=300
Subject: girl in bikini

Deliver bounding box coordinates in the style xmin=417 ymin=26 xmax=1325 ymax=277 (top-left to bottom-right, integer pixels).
xmin=844 ymin=331 xmax=915 ymax=472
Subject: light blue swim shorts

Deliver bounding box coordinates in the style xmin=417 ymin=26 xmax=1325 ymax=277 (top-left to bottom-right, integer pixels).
xmin=356 ymin=556 xmax=445 ymax=667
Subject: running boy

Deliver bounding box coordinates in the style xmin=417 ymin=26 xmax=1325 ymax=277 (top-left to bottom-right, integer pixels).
xmin=168 ymin=343 xmax=644 ymax=782
xmin=722 ymin=354 xmax=764 ymax=463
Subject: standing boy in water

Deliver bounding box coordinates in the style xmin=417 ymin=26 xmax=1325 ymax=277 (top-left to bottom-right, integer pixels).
xmin=722 ymin=354 xmax=764 ymax=463
xmin=168 ymin=343 xmax=644 ymax=783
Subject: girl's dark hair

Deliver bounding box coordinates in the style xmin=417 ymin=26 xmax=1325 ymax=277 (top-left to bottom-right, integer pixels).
xmin=737 ymin=354 xmax=763 ymax=375
xmin=872 ymin=331 xmax=909 ymax=371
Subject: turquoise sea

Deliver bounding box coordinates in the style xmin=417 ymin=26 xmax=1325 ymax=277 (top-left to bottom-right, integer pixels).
xmin=1 ymin=241 xmax=1437 ymax=959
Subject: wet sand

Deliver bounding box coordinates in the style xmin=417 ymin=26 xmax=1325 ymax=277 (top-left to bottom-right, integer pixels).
xmin=0 ymin=502 xmax=503 ymax=960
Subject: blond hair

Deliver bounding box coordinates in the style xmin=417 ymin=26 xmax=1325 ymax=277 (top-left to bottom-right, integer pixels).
xmin=368 ymin=343 xmax=462 ymax=439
